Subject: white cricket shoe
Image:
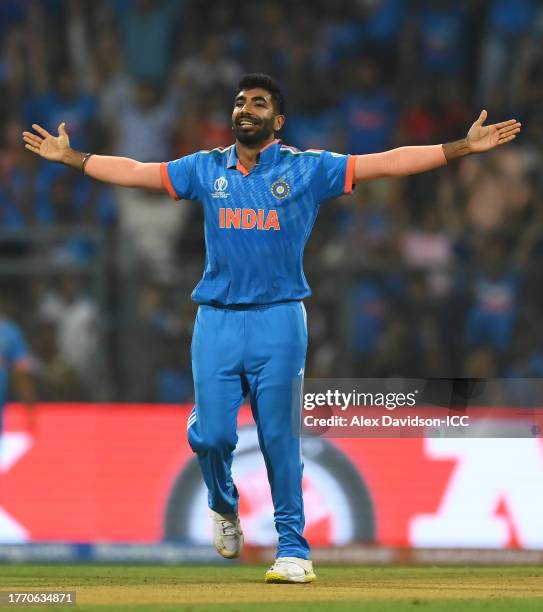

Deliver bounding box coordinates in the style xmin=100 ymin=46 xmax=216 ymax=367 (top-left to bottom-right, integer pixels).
xmin=210 ymin=510 xmax=244 ymax=559
xmin=265 ymin=557 xmax=317 ymax=583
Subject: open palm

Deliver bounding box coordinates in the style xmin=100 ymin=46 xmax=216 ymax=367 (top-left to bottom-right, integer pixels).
xmin=467 ymin=110 xmax=521 ymax=153
xmin=22 ymin=123 xmax=70 ymax=162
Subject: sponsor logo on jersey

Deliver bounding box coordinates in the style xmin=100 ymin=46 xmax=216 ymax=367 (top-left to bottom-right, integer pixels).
xmin=219 ymin=208 xmax=280 ymax=230
xmin=271 ymin=180 xmax=290 ymax=200
xmin=212 ymin=177 xmax=230 ymax=199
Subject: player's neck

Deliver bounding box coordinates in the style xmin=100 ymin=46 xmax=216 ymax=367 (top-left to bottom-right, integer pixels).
xmin=235 ymin=137 xmax=275 ymax=172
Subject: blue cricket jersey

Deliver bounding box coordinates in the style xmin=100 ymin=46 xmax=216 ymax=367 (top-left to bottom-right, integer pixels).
xmin=0 ymin=318 xmax=30 ymax=408
xmin=161 ymin=140 xmax=355 ymax=306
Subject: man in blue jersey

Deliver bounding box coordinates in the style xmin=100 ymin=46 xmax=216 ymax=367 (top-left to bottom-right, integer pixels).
xmin=23 ymin=73 xmax=521 ymax=583
xmin=0 ymin=298 xmax=36 ymax=440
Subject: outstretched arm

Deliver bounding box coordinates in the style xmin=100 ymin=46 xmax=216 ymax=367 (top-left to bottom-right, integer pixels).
xmin=353 ymin=110 xmax=522 ymax=182
xmin=22 ymin=123 xmax=163 ymax=190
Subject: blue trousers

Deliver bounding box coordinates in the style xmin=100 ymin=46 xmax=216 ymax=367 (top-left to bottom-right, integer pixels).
xmin=187 ymin=301 xmax=310 ymax=559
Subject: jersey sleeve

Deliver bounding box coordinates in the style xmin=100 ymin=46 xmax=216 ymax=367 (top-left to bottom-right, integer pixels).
xmin=160 ymin=152 xmax=200 ymax=201
xmin=312 ymin=151 xmax=355 ymax=203
xmin=6 ymin=325 xmax=31 ymax=371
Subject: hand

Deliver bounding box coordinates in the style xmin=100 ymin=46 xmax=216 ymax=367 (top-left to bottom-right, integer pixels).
xmin=22 ymin=122 xmax=70 ymax=162
xmin=466 ymin=110 xmax=521 ymax=153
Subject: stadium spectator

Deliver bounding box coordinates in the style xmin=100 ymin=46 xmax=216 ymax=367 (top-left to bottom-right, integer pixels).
xmin=107 ymin=0 xmax=180 ymax=84
xmin=27 ymin=320 xmax=81 ymax=401
xmin=0 ymin=293 xmax=36 ymax=433
xmin=36 ymin=275 xmax=104 ymax=400
xmin=176 ymin=34 xmax=243 ymax=95
xmin=24 ymin=69 xmax=98 ymax=152
xmin=341 ymin=58 xmax=398 ymax=154
xmin=477 ymin=0 xmax=538 ymax=106
xmin=1 ymin=0 xmax=542 ymax=397
xmin=465 ymin=237 xmax=521 ymax=354
xmin=113 ymin=80 xmax=178 ymax=162
xmin=351 ymin=276 xmax=389 ymax=369
xmin=416 ymin=0 xmax=467 ymax=77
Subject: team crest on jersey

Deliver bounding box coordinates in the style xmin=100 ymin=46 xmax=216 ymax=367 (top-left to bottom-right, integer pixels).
xmin=271 ymin=180 xmax=290 ymax=200
xmin=212 ymin=176 xmax=230 ymax=199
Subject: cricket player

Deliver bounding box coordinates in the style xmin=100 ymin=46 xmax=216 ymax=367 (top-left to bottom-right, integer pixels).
xmin=22 ymin=73 xmax=521 ymax=583
xmin=0 ymin=299 xmax=36 ymax=440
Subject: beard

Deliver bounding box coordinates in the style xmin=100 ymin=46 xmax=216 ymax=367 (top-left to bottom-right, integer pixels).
xmin=232 ymin=116 xmax=276 ymax=146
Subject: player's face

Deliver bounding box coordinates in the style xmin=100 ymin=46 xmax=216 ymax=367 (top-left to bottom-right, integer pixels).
xmin=232 ymin=88 xmax=283 ymax=146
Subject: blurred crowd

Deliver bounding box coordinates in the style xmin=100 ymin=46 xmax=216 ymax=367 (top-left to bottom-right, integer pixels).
xmin=1 ymin=0 xmax=543 ymax=402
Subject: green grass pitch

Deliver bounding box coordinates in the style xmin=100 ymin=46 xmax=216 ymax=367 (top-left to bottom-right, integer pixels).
xmin=0 ymin=564 xmax=542 ymax=611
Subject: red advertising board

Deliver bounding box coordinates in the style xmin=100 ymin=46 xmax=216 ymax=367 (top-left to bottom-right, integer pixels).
xmin=1 ymin=403 xmax=542 ymax=549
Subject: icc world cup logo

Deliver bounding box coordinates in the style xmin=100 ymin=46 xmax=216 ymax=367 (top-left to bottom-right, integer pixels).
xmin=214 ymin=176 xmax=228 ymax=192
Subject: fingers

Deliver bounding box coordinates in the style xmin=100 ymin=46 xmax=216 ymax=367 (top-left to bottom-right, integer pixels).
xmin=24 ymin=143 xmax=41 ymax=154
xmin=497 ymin=123 xmax=522 ymax=139
xmin=58 ymin=122 xmax=67 ymax=136
xmin=495 ymin=118 xmax=519 ymax=129
xmin=476 ymin=109 xmax=488 ymax=125
xmin=31 ymin=123 xmax=51 ymax=138
xmin=498 ymin=130 xmax=520 ymax=141
xmin=22 ymin=131 xmax=43 ymax=147
xmin=497 ymin=134 xmax=518 ymax=146
xmin=497 ymin=120 xmax=521 ymax=144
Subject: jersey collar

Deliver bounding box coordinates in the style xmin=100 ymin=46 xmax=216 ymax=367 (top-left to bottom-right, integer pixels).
xmin=227 ymin=139 xmax=281 ymax=175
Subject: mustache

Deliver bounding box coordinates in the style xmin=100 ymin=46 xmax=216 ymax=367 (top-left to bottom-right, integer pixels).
xmin=235 ymin=114 xmax=262 ymax=125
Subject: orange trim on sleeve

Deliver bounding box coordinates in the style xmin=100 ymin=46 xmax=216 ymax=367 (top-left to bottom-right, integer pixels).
xmin=344 ymin=155 xmax=356 ymax=194
xmin=160 ymin=162 xmax=180 ymax=201
xmin=236 ymin=160 xmax=250 ymax=177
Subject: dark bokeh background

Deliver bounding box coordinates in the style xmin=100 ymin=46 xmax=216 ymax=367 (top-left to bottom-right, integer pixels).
xmin=1 ymin=0 xmax=542 ymax=402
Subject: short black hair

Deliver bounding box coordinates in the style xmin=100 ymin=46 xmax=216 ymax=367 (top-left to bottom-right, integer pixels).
xmin=236 ymin=73 xmax=285 ymax=115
